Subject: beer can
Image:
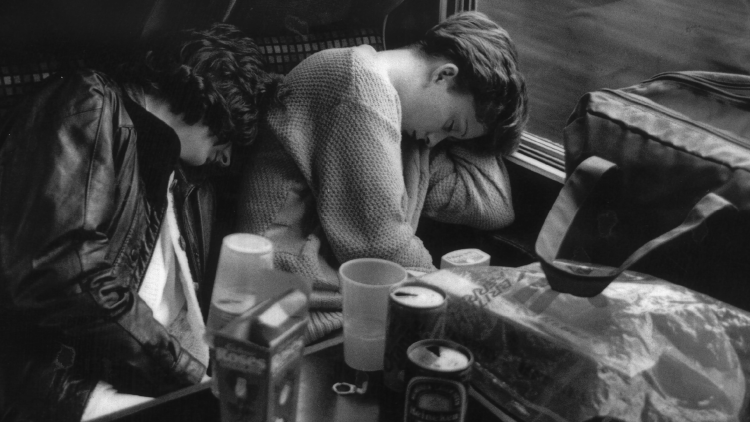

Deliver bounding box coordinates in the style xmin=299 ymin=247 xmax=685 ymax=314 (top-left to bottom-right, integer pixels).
xmin=403 ymin=339 xmax=474 ymax=422
xmin=383 ymin=281 xmax=447 ymax=393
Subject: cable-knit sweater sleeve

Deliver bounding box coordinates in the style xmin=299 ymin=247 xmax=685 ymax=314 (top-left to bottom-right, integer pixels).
xmin=312 ymin=99 xmax=435 ymax=270
xmin=258 ymin=46 xmax=436 ymax=284
xmin=423 ymin=144 xmax=515 ymax=230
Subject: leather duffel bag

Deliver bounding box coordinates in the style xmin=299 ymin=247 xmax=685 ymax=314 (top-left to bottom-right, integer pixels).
xmin=543 ymin=71 xmax=750 ymax=309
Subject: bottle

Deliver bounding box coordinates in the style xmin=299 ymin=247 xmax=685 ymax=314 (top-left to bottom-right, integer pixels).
xmin=205 ymin=233 xmax=274 ymax=396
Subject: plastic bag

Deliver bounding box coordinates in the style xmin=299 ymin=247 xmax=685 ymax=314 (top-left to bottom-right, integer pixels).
xmin=418 ymin=264 xmax=750 ymax=422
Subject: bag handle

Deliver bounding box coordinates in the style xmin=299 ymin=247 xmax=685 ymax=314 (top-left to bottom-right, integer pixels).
xmin=535 ymin=156 xmax=737 ymax=297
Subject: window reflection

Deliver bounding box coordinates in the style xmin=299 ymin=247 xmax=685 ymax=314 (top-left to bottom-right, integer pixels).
xmin=481 ymin=0 xmax=750 ymax=143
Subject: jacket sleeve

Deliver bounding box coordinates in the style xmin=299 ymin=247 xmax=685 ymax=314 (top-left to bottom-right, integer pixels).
xmin=422 ymin=144 xmax=515 ymax=230
xmin=309 ymin=100 xmax=436 ymax=272
xmin=0 ymin=75 xmax=201 ymax=421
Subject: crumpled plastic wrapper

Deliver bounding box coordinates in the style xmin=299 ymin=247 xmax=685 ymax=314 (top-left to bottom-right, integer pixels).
xmin=418 ymin=265 xmax=750 ymax=422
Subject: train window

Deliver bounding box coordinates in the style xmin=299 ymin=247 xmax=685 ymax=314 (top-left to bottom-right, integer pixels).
xmin=480 ymin=0 xmax=750 ymax=180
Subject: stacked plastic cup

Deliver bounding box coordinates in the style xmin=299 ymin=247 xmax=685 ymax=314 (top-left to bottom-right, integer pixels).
xmin=205 ymin=233 xmax=274 ymax=396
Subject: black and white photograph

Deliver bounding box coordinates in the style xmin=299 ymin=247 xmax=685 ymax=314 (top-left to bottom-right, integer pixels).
xmin=1 ymin=1 xmax=749 ymax=421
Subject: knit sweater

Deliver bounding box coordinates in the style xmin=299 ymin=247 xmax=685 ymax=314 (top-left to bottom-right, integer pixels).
xmin=237 ymin=46 xmax=514 ymax=339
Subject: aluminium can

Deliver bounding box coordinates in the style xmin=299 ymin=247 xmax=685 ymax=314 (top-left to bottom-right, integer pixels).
xmin=383 ymin=281 xmax=447 ymax=393
xmin=403 ymin=339 xmax=474 ymax=422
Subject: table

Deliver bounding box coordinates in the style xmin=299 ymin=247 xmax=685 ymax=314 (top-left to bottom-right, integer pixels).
xmin=100 ymin=341 xmax=514 ymax=422
xmin=297 ymin=342 xmax=513 ymax=422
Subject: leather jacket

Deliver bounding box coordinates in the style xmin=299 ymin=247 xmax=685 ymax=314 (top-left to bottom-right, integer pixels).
xmin=0 ymin=70 xmax=216 ymax=422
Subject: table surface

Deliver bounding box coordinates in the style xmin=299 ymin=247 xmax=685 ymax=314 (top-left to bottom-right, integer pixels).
xmin=99 ymin=341 xmax=514 ymax=422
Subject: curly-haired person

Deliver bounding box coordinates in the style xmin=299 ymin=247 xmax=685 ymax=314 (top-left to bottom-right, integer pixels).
xmin=0 ymin=23 xmax=281 ymax=421
xmin=236 ymin=11 xmax=528 ymax=342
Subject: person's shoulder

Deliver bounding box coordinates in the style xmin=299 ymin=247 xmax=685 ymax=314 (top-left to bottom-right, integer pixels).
xmin=37 ymin=69 xmax=122 ymax=118
xmin=288 ymin=47 xmax=355 ymax=80
xmin=310 ymin=45 xmax=382 ymax=77
xmin=286 ymin=46 xmax=382 ymax=87
xmin=279 ymin=47 xmax=358 ymax=107
xmin=347 ymin=45 xmax=399 ymax=112
xmin=349 ymin=44 xmax=378 ymax=63
xmin=306 ymin=46 xmax=392 ymax=92
xmin=348 ymin=45 xmax=391 ymax=85
xmin=308 ymin=44 xmax=377 ymax=62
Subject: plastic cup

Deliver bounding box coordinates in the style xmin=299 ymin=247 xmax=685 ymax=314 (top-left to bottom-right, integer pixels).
xmin=206 ymin=234 xmax=274 ymax=337
xmin=206 ymin=234 xmax=274 ymax=398
xmin=340 ymin=258 xmax=408 ymax=371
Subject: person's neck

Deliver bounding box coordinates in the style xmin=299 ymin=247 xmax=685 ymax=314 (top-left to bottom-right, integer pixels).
xmin=375 ymin=48 xmax=429 ymax=98
xmin=143 ymin=93 xmax=170 ymax=123
xmin=143 ymin=93 xmax=188 ymax=134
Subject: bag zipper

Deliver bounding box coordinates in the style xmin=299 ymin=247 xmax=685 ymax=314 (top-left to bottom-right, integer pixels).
xmin=601 ymin=88 xmax=750 ymax=149
xmin=642 ymin=72 xmax=750 ymax=100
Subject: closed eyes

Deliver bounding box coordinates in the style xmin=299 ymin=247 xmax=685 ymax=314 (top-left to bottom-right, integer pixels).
xmin=444 ymin=120 xmax=455 ymax=133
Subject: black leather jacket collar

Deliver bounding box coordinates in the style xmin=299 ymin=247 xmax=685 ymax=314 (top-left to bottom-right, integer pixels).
xmin=122 ymin=89 xmax=182 ymax=206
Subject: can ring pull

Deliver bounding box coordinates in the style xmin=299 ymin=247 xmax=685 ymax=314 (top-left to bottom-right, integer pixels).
xmin=332 ymin=371 xmax=369 ymax=395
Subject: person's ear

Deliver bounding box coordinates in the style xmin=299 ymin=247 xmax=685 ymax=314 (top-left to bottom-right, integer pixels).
xmin=432 ymin=63 xmax=459 ymax=85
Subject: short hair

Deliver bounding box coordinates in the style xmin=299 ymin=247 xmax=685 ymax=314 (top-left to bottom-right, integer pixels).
xmin=415 ymin=11 xmax=528 ymax=155
xmin=122 ymin=23 xmax=283 ymax=147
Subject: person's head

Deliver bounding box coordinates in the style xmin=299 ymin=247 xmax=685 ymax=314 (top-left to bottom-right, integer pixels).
xmin=123 ymin=23 xmax=283 ymax=166
xmin=404 ymin=11 xmax=528 ymax=154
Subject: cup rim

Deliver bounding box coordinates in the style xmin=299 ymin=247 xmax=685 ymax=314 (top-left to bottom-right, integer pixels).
xmin=339 ymin=258 xmax=407 ymax=288
xmin=222 ymin=233 xmax=273 ymax=254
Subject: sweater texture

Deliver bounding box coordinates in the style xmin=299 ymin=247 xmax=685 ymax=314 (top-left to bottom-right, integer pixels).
xmin=237 ymin=45 xmax=514 ymax=342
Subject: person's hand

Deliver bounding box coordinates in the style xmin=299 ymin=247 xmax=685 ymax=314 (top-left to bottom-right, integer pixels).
xmin=81 ymin=382 xmax=153 ymax=421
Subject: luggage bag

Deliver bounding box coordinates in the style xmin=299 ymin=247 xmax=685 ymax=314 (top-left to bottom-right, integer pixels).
xmin=547 ymin=71 xmax=750 ymax=308
xmin=414 ymin=71 xmax=750 ymax=421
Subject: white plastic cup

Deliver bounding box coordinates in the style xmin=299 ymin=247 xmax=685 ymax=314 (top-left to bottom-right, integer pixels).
xmin=340 ymin=258 xmax=407 ymax=371
xmin=206 ymin=234 xmax=273 ymax=397
xmin=206 ymin=234 xmax=274 ymax=336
